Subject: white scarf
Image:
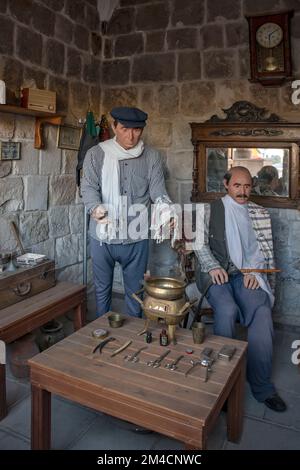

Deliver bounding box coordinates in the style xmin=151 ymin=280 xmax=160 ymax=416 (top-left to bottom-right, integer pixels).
xmin=222 ymin=195 xmax=274 ymax=306
xmin=97 ymin=137 xmax=144 ymax=240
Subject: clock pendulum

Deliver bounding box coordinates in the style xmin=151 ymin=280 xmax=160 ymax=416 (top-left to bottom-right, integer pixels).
xmin=265 ymin=51 xmax=278 ymax=72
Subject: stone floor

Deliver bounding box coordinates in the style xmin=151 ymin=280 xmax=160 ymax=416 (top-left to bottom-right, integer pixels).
xmin=1 ymin=306 xmax=300 ymax=450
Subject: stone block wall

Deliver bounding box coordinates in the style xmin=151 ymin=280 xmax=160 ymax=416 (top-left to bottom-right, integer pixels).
xmin=0 ymin=0 xmax=101 ymax=116
xmin=100 ymin=0 xmax=300 ymax=325
xmin=0 ymin=0 xmax=100 ymax=285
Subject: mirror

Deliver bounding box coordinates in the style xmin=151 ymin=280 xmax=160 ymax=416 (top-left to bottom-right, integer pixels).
xmin=190 ymin=101 xmax=300 ymax=209
xmin=207 ymin=147 xmax=289 ymax=197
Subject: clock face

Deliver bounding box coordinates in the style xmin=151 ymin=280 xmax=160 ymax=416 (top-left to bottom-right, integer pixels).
xmin=256 ymin=22 xmax=283 ymax=48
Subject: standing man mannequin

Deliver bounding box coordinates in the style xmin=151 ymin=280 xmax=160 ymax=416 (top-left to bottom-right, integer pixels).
xmin=195 ymin=166 xmax=286 ymax=412
xmin=81 ymin=107 xmax=172 ymax=318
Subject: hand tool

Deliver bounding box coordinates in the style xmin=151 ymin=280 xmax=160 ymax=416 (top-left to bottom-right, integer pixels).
xmin=185 ymin=347 xmax=214 ymax=379
xmin=200 ymin=357 xmax=212 ymax=382
xmin=164 ymin=354 xmax=184 ymax=371
xmin=124 ymin=346 xmax=148 ymax=363
xmin=92 ymin=336 xmax=115 ymax=354
xmin=147 ymin=349 xmax=171 ymax=368
xmin=185 ymin=359 xmax=202 ymax=377
xmin=137 ymin=327 xmax=147 ymax=336
xmin=10 ymin=221 xmax=25 ymax=254
xmin=110 ymin=340 xmax=132 ymax=357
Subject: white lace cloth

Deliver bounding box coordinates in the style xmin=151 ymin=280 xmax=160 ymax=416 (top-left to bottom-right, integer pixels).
xmin=150 ymin=197 xmax=180 ymax=246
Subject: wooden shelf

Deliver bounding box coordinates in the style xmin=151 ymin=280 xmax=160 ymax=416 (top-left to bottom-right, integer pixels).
xmin=0 ymin=104 xmax=65 ymax=149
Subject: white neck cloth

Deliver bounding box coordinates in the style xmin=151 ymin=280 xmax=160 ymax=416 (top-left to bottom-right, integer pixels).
xmin=97 ymin=137 xmax=144 ymax=240
xmin=222 ymin=194 xmax=274 ymax=306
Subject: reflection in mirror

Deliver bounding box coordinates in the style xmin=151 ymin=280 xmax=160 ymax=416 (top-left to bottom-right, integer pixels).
xmin=206 ymin=147 xmax=289 ymax=197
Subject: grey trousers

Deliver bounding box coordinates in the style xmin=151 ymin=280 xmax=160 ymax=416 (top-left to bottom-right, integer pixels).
xmin=206 ymin=272 xmax=275 ymax=402
xmin=90 ymin=238 xmax=149 ymax=318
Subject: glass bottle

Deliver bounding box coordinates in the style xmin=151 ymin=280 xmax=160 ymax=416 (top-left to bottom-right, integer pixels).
xmin=160 ymin=328 xmax=168 ymax=346
xmin=145 ymin=331 xmax=152 ymax=343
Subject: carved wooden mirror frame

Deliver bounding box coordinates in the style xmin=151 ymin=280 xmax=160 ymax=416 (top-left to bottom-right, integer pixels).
xmin=190 ymin=101 xmax=300 ymax=209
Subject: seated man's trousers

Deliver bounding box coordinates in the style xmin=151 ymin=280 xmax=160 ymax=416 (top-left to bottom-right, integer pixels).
xmin=206 ymin=272 xmax=275 ymax=401
xmin=90 ymin=238 xmax=149 ymax=318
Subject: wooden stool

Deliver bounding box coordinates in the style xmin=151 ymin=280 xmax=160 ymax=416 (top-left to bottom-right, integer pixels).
xmin=0 ymin=281 xmax=86 ymax=420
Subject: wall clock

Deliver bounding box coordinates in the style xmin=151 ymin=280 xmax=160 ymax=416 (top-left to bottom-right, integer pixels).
xmin=246 ymin=11 xmax=293 ymax=86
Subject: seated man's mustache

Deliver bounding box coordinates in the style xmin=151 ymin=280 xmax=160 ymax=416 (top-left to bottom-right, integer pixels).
xmin=237 ymin=194 xmax=248 ymax=198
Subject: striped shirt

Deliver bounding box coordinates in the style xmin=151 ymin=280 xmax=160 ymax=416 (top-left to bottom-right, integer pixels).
xmin=80 ymin=143 xmax=169 ymax=244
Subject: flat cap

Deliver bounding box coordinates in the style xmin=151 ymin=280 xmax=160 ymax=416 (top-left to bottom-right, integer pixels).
xmin=110 ymin=106 xmax=148 ymax=128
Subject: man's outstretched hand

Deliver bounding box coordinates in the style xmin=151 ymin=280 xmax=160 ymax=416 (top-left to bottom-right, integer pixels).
xmin=91 ymin=205 xmax=109 ymax=224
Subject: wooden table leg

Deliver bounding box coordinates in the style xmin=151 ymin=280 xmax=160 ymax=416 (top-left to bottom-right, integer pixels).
xmin=73 ymin=301 xmax=86 ymax=331
xmin=31 ymin=384 xmax=51 ymax=450
xmin=184 ymin=429 xmax=206 ymax=450
xmin=0 ymin=363 xmax=7 ymax=420
xmin=227 ymin=355 xmax=245 ymax=443
xmin=185 ymin=440 xmax=205 ymax=450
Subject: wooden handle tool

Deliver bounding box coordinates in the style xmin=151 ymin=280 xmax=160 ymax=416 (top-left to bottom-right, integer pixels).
xmin=110 ymin=340 xmax=132 ymax=357
xmin=10 ymin=221 xmax=25 ymax=254
xmin=240 ymin=268 xmax=281 ymax=273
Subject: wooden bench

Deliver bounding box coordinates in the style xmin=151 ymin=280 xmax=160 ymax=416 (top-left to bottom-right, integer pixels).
xmin=0 ymin=281 xmax=86 ymax=420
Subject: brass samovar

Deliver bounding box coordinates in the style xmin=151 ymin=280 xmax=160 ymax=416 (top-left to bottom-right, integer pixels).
xmin=132 ymin=277 xmax=195 ymax=342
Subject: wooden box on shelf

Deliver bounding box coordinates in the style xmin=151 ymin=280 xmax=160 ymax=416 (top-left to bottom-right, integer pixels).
xmin=21 ymin=88 xmax=56 ymax=114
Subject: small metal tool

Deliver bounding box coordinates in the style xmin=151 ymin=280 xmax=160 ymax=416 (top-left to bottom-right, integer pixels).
xmin=185 ymin=359 xmax=202 ymax=377
xmin=147 ymin=349 xmax=171 ymax=368
xmin=92 ymin=336 xmax=115 ymax=354
xmin=200 ymin=357 xmax=212 ymax=382
xmin=137 ymin=327 xmax=147 ymax=336
xmin=124 ymin=346 xmax=148 ymax=363
xmin=111 ymin=340 xmax=132 ymax=357
xmin=185 ymin=348 xmax=215 ymax=379
xmin=165 ymin=354 xmax=184 ymax=371
xmin=201 ymin=347 xmax=213 ymax=358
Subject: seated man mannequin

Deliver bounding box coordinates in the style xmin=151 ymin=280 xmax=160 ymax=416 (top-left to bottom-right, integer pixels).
xmin=195 ymin=166 xmax=286 ymax=412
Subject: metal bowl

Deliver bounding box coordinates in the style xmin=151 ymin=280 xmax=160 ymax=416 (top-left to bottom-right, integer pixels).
xmin=107 ymin=313 xmax=125 ymax=328
xmin=144 ymin=277 xmax=186 ymax=300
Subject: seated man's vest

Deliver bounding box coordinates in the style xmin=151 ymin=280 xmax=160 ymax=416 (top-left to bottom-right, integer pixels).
xmin=196 ymin=199 xmax=230 ymax=295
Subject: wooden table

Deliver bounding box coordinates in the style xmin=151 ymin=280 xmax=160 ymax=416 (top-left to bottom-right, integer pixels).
xmin=29 ymin=314 xmax=247 ymax=450
xmin=0 ymin=281 xmax=86 ymax=420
